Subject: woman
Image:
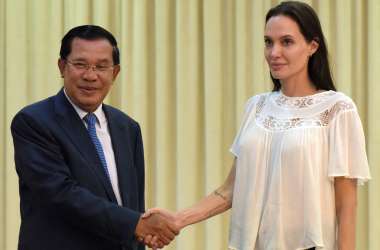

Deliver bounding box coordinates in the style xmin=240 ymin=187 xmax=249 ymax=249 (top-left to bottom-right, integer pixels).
xmin=142 ymin=1 xmax=371 ymax=249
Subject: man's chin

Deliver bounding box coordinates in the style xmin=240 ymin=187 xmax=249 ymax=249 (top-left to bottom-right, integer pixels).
xmin=74 ymin=99 xmax=100 ymax=112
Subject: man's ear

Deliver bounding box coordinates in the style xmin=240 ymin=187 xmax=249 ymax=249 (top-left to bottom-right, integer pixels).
xmin=58 ymin=58 xmax=66 ymax=77
xmin=112 ymin=65 xmax=120 ymax=80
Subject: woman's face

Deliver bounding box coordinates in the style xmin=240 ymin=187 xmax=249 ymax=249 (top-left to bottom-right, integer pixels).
xmin=264 ymin=15 xmax=318 ymax=84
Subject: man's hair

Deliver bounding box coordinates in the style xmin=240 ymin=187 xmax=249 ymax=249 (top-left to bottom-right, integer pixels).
xmin=60 ymin=25 xmax=120 ymax=65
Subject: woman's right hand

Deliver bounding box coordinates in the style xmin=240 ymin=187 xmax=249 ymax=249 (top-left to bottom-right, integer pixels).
xmin=142 ymin=207 xmax=182 ymax=230
xmin=140 ymin=208 xmax=182 ymax=249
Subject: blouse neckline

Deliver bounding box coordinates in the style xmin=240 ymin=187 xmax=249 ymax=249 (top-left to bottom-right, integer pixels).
xmin=273 ymin=90 xmax=336 ymax=109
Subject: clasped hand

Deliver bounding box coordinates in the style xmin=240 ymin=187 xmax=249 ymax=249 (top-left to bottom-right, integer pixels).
xmin=135 ymin=208 xmax=181 ymax=249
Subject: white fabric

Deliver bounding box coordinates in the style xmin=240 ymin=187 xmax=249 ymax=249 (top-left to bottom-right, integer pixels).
xmin=228 ymin=90 xmax=371 ymax=250
xmin=63 ymin=89 xmax=123 ymax=206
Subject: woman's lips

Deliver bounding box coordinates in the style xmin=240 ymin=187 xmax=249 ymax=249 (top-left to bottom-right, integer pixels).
xmin=270 ymin=63 xmax=286 ymax=71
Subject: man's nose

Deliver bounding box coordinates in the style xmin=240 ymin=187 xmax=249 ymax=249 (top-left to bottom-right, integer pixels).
xmin=82 ymin=68 xmax=98 ymax=81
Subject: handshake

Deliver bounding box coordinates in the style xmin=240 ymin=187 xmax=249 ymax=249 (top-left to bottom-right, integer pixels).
xmin=133 ymin=184 xmax=234 ymax=248
xmin=135 ymin=208 xmax=182 ymax=249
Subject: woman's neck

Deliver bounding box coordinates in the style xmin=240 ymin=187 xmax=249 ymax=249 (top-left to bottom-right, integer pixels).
xmin=280 ymin=77 xmax=318 ymax=97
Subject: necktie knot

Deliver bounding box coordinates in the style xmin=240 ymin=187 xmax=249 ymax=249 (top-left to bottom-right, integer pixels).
xmin=84 ymin=113 xmax=97 ymax=127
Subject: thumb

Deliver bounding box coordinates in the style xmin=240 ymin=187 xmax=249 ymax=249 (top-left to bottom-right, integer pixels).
xmin=141 ymin=208 xmax=160 ymax=218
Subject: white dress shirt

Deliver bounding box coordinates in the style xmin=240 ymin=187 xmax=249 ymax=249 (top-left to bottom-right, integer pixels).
xmin=64 ymin=89 xmax=123 ymax=205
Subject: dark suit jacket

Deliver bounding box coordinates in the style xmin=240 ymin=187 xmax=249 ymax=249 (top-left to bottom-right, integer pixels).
xmin=11 ymin=89 xmax=146 ymax=250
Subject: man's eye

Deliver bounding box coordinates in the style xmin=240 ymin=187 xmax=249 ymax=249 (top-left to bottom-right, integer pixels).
xmin=95 ymin=65 xmax=109 ymax=71
xmin=74 ymin=63 xmax=87 ymax=68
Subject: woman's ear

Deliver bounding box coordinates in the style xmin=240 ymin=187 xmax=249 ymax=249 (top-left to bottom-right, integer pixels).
xmin=309 ymin=39 xmax=319 ymax=56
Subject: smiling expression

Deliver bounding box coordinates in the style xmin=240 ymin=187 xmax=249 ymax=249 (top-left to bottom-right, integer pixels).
xmin=58 ymin=38 xmax=120 ymax=112
xmin=264 ymin=15 xmax=318 ymax=84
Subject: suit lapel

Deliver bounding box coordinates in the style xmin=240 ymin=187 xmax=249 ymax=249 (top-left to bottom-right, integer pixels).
xmin=103 ymin=105 xmax=134 ymax=207
xmin=53 ymin=90 xmax=118 ymax=203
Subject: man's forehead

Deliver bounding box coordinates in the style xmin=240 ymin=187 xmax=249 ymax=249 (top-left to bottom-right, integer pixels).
xmin=68 ymin=38 xmax=114 ymax=59
xmin=71 ymin=37 xmax=113 ymax=48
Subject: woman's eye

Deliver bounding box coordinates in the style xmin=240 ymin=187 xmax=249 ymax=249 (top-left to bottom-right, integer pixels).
xmin=282 ymin=39 xmax=293 ymax=46
xmin=264 ymin=39 xmax=272 ymax=47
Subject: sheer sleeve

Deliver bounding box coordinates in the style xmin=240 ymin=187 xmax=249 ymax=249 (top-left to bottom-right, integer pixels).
xmin=230 ymin=95 xmax=261 ymax=157
xmin=328 ymin=102 xmax=371 ymax=185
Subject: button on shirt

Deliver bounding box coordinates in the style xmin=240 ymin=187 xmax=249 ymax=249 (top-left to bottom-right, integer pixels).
xmin=64 ymin=89 xmax=123 ymax=205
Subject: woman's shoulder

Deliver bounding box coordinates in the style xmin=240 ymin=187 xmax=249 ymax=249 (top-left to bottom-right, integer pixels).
xmin=243 ymin=92 xmax=272 ymax=112
xmin=328 ymin=91 xmax=357 ymax=112
xmin=320 ymin=91 xmax=362 ymax=126
xmin=246 ymin=91 xmax=273 ymax=105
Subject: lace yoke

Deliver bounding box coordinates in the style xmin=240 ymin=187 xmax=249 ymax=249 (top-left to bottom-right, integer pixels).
xmin=255 ymin=91 xmax=355 ymax=131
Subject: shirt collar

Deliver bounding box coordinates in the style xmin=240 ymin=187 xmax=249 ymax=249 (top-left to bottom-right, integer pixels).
xmin=63 ymin=88 xmax=106 ymax=127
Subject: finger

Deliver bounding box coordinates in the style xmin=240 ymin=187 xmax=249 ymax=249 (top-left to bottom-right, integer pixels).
xmin=137 ymin=236 xmax=144 ymax=242
xmin=142 ymin=207 xmax=161 ymax=218
xmin=153 ymin=225 xmax=175 ymax=245
xmin=145 ymin=234 xmax=160 ymax=249
xmin=150 ymin=243 xmax=159 ymax=250
xmin=162 ymin=226 xmax=176 ymax=241
xmin=144 ymin=235 xmax=153 ymax=245
xmin=155 ymin=221 xmax=176 ymax=241
xmin=162 ymin=229 xmax=177 ymax=244
xmin=148 ymin=243 xmax=156 ymax=250
xmin=141 ymin=211 xmax=153 ymax=219
xmin=167 ymin=222 xmax=180 ymax=235
xmin=157 ymin=233 xmax=171 ymax=245
xmin=145 ymin=241 xmax=156 ymax=249
xmin=156 ymin=240 xmax=165 ymax=249
xmin=150 ymin=235 xmax=159 ymax=247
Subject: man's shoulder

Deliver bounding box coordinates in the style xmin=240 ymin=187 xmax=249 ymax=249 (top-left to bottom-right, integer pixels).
xmin=20 ymin=96 xmax=55 ymax=114
xmin=11 ymin=94 xmax=57 ymax=133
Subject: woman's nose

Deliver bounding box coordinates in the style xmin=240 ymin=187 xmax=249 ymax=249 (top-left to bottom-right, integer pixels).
xmin=270 ymin=44 xmax=282 ymax=58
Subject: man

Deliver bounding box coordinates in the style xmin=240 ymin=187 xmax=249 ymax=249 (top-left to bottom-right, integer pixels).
xmin=11 ymin=25 xmax=177 ymax=250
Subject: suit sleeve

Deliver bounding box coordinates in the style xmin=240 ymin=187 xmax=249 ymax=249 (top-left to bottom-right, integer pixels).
xmin=104 ymin=122 xmax=146 ymax=249
xmin=135 ymin=123 xmax=146 ymax=250
xmin=134 ymin=123 xmax=145 ymax=214
xmin=11 ymin=111 xmax=142 ymax=246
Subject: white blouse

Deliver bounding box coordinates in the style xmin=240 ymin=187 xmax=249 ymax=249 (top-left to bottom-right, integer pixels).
xmin=228 ymin=91 xmax=370 ymax=250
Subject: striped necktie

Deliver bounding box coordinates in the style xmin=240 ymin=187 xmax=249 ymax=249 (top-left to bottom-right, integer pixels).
xmin=84 ymin=113 xmax=110 ymax=180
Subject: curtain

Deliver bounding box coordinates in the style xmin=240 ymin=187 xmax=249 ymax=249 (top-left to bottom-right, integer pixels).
xmin=0 ymin=0 xmax=379 ymax=249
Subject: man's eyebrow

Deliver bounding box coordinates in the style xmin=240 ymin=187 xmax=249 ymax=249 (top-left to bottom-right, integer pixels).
xmin=69 ymin=58 xmax=112 ymax=63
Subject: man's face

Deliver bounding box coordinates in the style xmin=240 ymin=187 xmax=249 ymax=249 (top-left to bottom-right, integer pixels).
xmin=58 ymin=38 xmax=120 ymax=112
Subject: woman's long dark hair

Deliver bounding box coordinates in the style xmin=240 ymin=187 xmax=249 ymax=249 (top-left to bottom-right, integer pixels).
xmin=265 ymin=1 xmax=336 ymax=91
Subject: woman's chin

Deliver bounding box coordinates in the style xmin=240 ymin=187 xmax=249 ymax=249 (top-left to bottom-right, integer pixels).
xmin=270 ymin=73 xmax=282 ymax=80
